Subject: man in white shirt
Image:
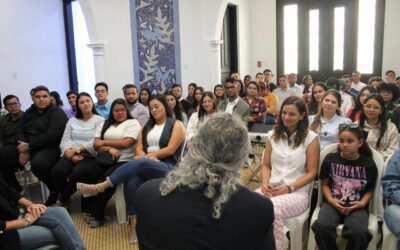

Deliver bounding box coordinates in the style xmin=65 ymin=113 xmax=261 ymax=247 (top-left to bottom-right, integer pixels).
xmin=288 ymin=73 xmax=302 ymax=97
xmin=273 ymin=74 xmax=297 ymax=112
xmin=350 ymin=70 xmax=367 ymax=92
xmin=217 ymin=78 xmax=249 ymax=124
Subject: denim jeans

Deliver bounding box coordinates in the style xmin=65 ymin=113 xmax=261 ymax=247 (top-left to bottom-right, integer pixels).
xmin=108 ymin=158 xmax=170 ymax=216
xmin=18 ymin=207 xmax=86 ymax=250
xmin=384 ymin=204 xmax=400 ymax=249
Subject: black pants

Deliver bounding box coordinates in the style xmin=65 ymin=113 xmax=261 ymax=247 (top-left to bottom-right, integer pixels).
xmin=52 ymin=157 xmax=104 ymax=204
xmin=91 ymin=162 xmax=125 ymax=220
xmin=312 ymin=201 xmax=371 ymax=250
xmin=0 ymin=145 xmax=60 ymax=192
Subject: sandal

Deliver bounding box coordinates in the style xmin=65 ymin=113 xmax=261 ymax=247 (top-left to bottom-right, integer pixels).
xmin=76 ymin=183 xmax=105 ymax=197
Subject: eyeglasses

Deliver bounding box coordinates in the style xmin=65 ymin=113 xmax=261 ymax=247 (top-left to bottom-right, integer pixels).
xmin=364 ymin=104 xmax=381 ymax=111
xmin=339 ymin=123 xmax=359 ymax=130
xmin=5 ymin=102 xmax=20 ymax=107
xmin=95 ymin=90 xmax=107 ymax=94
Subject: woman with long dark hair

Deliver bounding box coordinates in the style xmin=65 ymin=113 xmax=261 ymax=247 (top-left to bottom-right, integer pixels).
xmin=346 ymin=86 xmax=376 ymax=122
xmin=242 ymin=81 xmax=267 ymax=129
xmin=52 ymin=92 xmax=104 ymax=206
xmin=187 ymin=91 xmax=217 ymax=140
xmin=307 ymin=82 xmax=327 ymax=116
xmin=164 ymin=91 xmax=188 ymax=127
xmin=77 ymin=95 xmax=185 ymax=244
xmin=256 ymin=96 xmax=319 ymax=250
xmin=359 ymin=94 xmax=399 ymax=160
xmin=139 ymin=88 xmax=150 ymax=107
xmin=214 ymin=84 xmax=225 ymax=106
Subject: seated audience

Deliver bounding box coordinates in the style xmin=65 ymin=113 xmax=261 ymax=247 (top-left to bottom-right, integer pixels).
xmin=309 ymin=90 xmax=352 ymax=151
xmin=259 ymin=83 xmax=278 ymax=124
xmin=368 ymin=76 xmax=382 ymax=92
xmin=307 ymin=82 xmax=327 ymax=116
xmin=242 ymin=81 xmax=267 ymax=129
xmin=346 ymin=86 xmax=376 ymax=122
xmin=139 ymin=88 xmax=150 ymax=107
xmin=213 ymin=84 xmax=225 ymax=106
xmin=382 ymin=149 xmax=400 ymax=250
xmin=341 ymin=75 xmax=352 ymax=93
xmin=94 ymin=82 xmax=112 ymax=119
xmin=123 ymin=84 xmax=149 ymax=126
xmin=0 ymin=86 xmax=68 ymax=202
xmin=218 ymin=78 xmax=250 ymax=124
xmin=50 ymin=91 xmax=64 ymax=110
xmin=257 ymin=96 xmax=319 ymax=250
xmin=234 ymin=79 xmax=246 ymax=98
xmin=350 ymin=70 xmax=367 ymax=93
xmin=264 ymin=69 xmax=277 ymax=92
xmin=186 ymin=91 xmax=217 ymax=140
xmin=288 ymin=73 xmax=303 ymax=96
xmin=244 ymin=74 xmax=252 ymax=86
xmin=164 ymin=91 xmax=188 ymax=127
xmin=0 ymin=95 xmax=24 ymax=148
xmin=273 ymin=74 xmax=297 ymax=112
xmin=77 ymin=94 xmax=185 ymax=244
xmin=65 ymin=90 xmax=78 ymax=119
xmin=0 ymin=172 xmax=86 ymax=250
xmin=136 ymin=113 xmax=276 ymax=250
xmin=51 ymin=92 xmax=104 ymax=206
xmin=75 ymin=98 xmax=140 ymax=226
xmin=188 ymin=87 xmax=205 ymax=117
xmin=326 ymin=77 xmax=354 ymax=116
xmin=378 ymin=82 xmax=400 ymax=121
xmin=359 ymin=94 xmax=399 ymax=161
xmin=171 ymin=84 xmax=190 ymax=114
xmin=385 ymin=70 xmax=396 ymax=84
xmin=186 ymin=83 xmax=197 ymax=108
xmin=312 ymin=124 xmax=377 ymax=250
xmin=301 ymin=74 xmax=314 ymax=103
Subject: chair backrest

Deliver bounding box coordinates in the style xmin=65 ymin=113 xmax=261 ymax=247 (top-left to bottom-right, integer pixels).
xmin=315 ymin=143 xmax=385 ymax=215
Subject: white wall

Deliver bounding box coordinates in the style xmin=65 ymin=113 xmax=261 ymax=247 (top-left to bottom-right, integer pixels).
xmin=382 ymin=0 xmax=400 ymax=77
xmin=0 ymin=0 xmax=69 ymax=110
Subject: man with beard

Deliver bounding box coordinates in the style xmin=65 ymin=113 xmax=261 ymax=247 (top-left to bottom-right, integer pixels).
xmin=123 ymin=84 xmax=149 ymax=126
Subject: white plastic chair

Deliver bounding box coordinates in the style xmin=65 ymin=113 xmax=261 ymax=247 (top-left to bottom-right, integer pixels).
xmin=307 ymin=143 xmax=384 ymax=250
xmin=283 ymin=182 xmax=314 ymax=250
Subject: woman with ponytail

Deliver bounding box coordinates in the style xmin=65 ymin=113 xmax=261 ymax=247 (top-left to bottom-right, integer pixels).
xmin=312 ymin=124 xmax=378 ymax=250
xmin=309 ymin=90 xmax=352 ymax=151
xmin=359 ymin=94 xmax=399 ymax=160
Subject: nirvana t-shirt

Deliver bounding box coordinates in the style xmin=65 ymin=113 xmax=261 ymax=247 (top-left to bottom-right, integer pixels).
xmin=319 ymin=152 xmax=378 ymax=203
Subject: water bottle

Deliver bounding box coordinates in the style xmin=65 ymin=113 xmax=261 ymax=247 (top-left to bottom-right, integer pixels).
xmin=24 ymin=161 xmax=31 ymax=171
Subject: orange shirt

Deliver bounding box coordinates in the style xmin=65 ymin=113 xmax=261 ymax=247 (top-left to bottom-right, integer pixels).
xmin=264 ymin=92 xmax=279 ymax=116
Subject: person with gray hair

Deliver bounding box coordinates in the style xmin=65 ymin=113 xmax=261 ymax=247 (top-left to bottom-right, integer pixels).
xmin=134 ymin=112 xmax=275 ymax=250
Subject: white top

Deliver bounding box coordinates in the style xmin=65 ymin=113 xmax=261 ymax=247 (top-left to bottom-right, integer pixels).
xmin=289 ymin=84 xmax=303 ymax=97
xmin=350 ymin=81 xmax=367 ymax=92
xmin=146 ymin=123 xmax=166 ymax=153
xmin=186 ymin=112 xmax=200 ymax=140
xmin=340 ymin=91 xmax=354 ymax=116
xmin=60 ymin=115 xmax=104 ymax=156
xmin=361 ymin=120 xmax=400 ymax=161
xmin=273 ymin=88 xmax=297 ymax=111
xmin=225 ymin=97 xmax=240 ymax=115
xmin=268 ymin=129 xmax=318 ymax=192
xmin=95 ymin=119 xmax=141 ymax=162
xmin=308 ymin=114 xmax=352 ymax=151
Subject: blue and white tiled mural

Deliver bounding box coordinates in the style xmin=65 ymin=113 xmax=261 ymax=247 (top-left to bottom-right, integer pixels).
xmin=130 ymin=0 xmax=181 ymax=93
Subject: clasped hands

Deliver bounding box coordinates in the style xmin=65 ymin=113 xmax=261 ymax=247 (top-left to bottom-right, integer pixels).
xmin=261 ymin=183 xmax=290 ymax=197
xmin=17 ymin=141 xmax=30 ymax=166
xmin=25 ymin=203 xmax=47 ymax=226
xmin=329 ymin=198 xmax=366 ymax=215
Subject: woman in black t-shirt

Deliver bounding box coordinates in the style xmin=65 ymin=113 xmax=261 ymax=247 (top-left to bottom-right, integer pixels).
xmin=312 ymin=124 xmax=378 ymax=250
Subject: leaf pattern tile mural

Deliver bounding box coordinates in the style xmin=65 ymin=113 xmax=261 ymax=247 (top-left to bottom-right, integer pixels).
xmin=130 ymin=0 xmax=181 ymax=93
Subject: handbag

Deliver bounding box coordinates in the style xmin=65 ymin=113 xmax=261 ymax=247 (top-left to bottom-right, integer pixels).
xmin=95 ymin=152 xmax=115 ymax=168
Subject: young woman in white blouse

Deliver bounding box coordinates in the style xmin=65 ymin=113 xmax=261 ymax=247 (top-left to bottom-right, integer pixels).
xmin=309 ymin=90 xmax=352 ymax=151
xmin=359 ymin=94 xmax=400 ymax=160
xmin=186 ymin=91 xmax=217 ymax=140
xmin=51 ymin=92 xmax=104 ymax=206
xmin=257 ymin=96 xmax=319 ymax=250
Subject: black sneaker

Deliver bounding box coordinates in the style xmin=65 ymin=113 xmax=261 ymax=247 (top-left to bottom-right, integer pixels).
xmin=45 ymin=192 xmax=58 ymax=206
